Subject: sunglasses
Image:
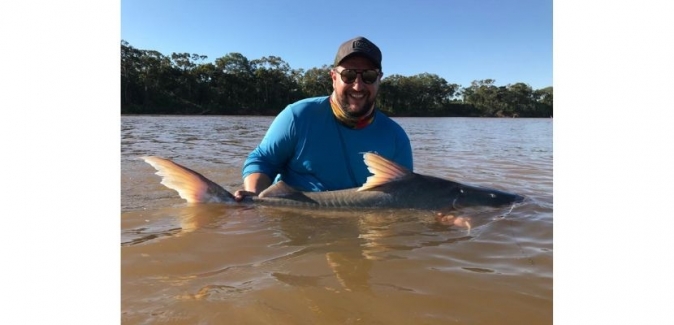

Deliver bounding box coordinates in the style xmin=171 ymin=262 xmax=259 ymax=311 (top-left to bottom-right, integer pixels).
xmin=334 ymin=69 xmax=381 ymax=84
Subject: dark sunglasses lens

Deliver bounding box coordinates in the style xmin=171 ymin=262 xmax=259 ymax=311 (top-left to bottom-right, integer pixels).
xmin=341 ymin=70 xmax=358 ymax=83
xmin=362 ymin=70 xmax=378 ymax=84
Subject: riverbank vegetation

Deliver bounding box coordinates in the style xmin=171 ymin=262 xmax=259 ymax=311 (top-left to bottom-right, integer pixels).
xmin=121 ymin=40 xmax=552 ymax=117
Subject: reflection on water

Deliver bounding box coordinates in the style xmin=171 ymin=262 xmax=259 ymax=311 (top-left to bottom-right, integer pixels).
xmin=121 ymin=116 xmax=552 ymax=324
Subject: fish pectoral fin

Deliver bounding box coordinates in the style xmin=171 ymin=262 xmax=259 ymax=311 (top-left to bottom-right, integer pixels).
xmin=358 ymin=153 xmax=412 ymax=191
xmin=258 ymin=181 xmax=318 ymax=204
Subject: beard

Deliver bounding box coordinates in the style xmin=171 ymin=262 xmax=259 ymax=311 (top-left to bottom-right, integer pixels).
xmin=335 ymin=90 xmax=376 ymax=119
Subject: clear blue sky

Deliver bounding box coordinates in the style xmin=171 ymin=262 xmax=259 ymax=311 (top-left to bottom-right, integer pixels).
xmin=121 ymin=0 xmax=552 ymax=90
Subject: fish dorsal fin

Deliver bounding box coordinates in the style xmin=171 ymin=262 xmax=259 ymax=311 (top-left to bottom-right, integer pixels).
xmin=259 ymin=181 xmax=300 ymax=198
xmin=357 ymin=152 xmax=412 ymax=191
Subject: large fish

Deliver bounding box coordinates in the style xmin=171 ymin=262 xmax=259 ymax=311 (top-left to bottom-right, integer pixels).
xmin=142 ymin=153 xmax=524 ymax=211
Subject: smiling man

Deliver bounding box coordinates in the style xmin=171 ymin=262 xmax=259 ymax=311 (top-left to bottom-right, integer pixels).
xmin=234 ymin=36 xmax=413 ymax=200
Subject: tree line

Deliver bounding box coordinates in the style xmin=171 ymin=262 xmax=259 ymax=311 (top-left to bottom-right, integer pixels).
xmin=121 ymin=40 xmax=552 ymax=117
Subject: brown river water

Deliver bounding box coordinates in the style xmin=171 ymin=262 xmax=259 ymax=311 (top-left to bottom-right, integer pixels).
xmin=121 ymin=115 xmax=552 ymax=324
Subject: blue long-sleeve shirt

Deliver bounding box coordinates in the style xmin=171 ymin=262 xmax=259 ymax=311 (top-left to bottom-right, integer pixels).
xmin=242 ymin=96 xmax=413 ymax=192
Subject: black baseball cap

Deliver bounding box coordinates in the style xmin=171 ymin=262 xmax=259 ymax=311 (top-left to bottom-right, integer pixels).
xmin=334 ymin=36 xmax=382 ymax=70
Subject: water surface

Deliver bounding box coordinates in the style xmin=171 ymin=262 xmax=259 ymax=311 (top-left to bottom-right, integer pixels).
xmin=121 ymin=115 xmax=553 ymax=324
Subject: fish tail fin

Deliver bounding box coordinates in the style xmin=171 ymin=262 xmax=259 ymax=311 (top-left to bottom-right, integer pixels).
xmin=142 ymin=156 xmax=235 ymax=204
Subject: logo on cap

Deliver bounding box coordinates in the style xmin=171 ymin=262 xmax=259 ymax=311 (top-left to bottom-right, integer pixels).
xmin=353 ymin=39 xmax=374 ymax=53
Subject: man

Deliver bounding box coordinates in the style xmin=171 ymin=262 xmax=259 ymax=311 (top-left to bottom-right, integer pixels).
xmin=234 ymin=36 xmax=413 ymax=200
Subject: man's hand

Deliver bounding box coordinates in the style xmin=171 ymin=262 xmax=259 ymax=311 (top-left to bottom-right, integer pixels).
xmin=233 ymin=190 xmax=257 ymax=202
xmin=235 ymin=173 xmax=272 ymax=202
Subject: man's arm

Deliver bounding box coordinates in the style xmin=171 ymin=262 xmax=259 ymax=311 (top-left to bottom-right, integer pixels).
xmin=235 ymin=104 xmax=299 ymax=201
xmin=233 ymin=172 xmax=272 ymax=201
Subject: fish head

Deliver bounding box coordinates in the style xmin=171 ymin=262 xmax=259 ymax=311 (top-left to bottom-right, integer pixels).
xmin=412 ymin=175 xmax=524 ymax=210
xmin=450 ymin=183 xmax=525 ymax=209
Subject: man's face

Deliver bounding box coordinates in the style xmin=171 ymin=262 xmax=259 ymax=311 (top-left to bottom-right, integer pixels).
xmin=331 ymin=55 xmax=381 ymax=118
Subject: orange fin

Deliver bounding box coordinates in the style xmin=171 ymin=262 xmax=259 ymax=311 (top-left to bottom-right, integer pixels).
xmin=357 ymin=153 xmax=412 ymax=191
xmin=142 ymin=156 xmax=234 ymax=203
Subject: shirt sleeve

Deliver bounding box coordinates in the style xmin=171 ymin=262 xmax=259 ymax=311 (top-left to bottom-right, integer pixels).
xmin=242 ymin=106 xmax=297 ymax=180
xmin=395 ymin=126 xmax=414 ymax=171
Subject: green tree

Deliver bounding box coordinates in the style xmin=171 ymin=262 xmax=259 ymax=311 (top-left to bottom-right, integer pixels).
xmin=213 ymin=53 xmax=255 ymax=113
xmin=463 ymin=79 xmax=499 ymax=116
xmin=251 ymin=56 xmax=296 ymax=113
xmin=299 ymin=65 xmax=333 ymax=98
xmin=534 ymin=86 xmax=553 ymax=117
xmin=120 ymin=40 xmax=552 ymax=117
xmin=120 ymin=40 xmax=143 ymax=111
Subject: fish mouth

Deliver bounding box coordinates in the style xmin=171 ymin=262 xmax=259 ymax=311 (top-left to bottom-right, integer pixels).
xmin=497 ymin=190 xmax=525 ymax=206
